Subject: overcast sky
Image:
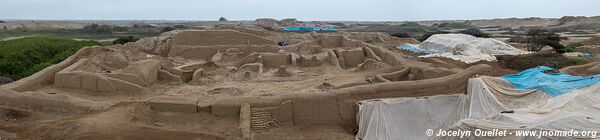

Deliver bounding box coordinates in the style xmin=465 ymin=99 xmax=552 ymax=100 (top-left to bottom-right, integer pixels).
xmin=1 ymin=0 xmax=599 ymax=21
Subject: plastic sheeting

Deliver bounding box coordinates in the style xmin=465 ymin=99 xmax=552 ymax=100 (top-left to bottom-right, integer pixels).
xmin=357 ymin=76 xmax=600 ymax=140
xmin=395 ymin=43 xmax=435 ymax=54
xmin=402 ymin=34 xmax=527 ymax=63
xmin=501 ymin=66 xmax=600 ymax=96
xmin=283 ymin=26 xmax=335 ymax=31
xmin=579 ymin=53 xmax=594 ymax=57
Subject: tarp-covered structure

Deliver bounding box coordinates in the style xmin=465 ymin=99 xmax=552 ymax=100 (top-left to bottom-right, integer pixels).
xmin=397 ymin=34 xmax=527 ymax=63
xmin=501 ymin=66 xmax=600 ymax=96
xmin=283 ymin=26 xmax=335 ymax=31
xmin=357 ymin=66 xmax=600 ymax=140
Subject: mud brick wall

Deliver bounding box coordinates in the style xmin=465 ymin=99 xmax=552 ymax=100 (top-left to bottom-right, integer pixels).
xmin=319 ymin=35 xmax=344 ymax=48
xmin=260 ymin=53 xmax=293 ymax=68
xmin=251 ymin=100 xmax=294 ymax=126
xmin=213 ymin=64 xmax=493 ymax=126
xmin=168 ymin=45 xmax=279 ymax=60
xmin=342 ymin=48 xmax=366 ymax=67
xmin=148 ymin=102 xmax=198 ymax=113
xmin=172 ymin=30 xmax=273 ymax=46
xmin=290 ymin=97 xmax=346 ymax=124
xmin=212 ymin=104 xmax=242 ymax=117
xmin=364 ymin=43 xmax=401 ymax=65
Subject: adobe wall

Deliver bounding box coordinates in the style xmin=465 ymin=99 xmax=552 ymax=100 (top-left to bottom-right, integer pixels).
xmin=168 ymin=45 xmax=279 ymax=60
xmin=342 ymin=48 xmax=366 ymax=67
xmin=146 ymin=96 xmax=198 ymax=113
xmin=172 ymin=30 xmax=274 ymax=46
xmin=0 ymin=89 xmax=112 ymax=113
xmin=113 ymin=59 xmax=162 ymax=86
xmin=363 ymin=42 xmax=403 ymax=65
xmin=318 ymin=35 xmax=364 ymax=48
xmin=319 ymin=35 xmax=344 ymax=48
xmin=54 ymin=59 xmax=146 ymax=94
xmin=260 ymin=53 xmax=293 ymax=68
xmin=211 ymin=64 xmax=493 ymax=126
xmin=5 ymin=46 xmax=96 ymax=92
xmin=249 ymin=101 xmax=294 ymax=132
xmin=214 ymin=25 xmax=270 ymax=37
xmin=235 ymin=53 xmax=294 ymax=69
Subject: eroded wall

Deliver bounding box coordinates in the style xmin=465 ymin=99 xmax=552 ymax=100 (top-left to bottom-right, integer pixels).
xmin=172 ymin=30 xmax=274 ymax=46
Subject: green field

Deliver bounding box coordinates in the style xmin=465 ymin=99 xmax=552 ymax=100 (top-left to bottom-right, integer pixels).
xmin=0 ymin=37 xmax=99 ymax=80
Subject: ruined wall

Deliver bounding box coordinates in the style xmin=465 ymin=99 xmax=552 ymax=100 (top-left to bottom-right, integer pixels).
xmin=319 ymin=35 xmax=343 ymax=48
xmin=172 ymin=30 xmax=274 ymax=46
xmin=0 ymin=89 xmax=112 ymax=113
xmin=146 ymin=96 xmax=198 ymax=113
xmin=5 ymin=46 xmax=95 ymax=92
xmin=211 ymin=64 xmax=493 ymax=126
xmin=168 ymin=45 xmax=279 ymax=60
xmin=110 ymin=59 xmax=162 ymax=86
xmin=214 ymin=25 xmax=270 ymax=37
xmin=250 ymin=101 xmax=294 ymax=132
xmin=363 ymin=42 xmax=403 ymax=65
xmin=342 ymin=48 xmax=366 ymax=67
xmin=54 ymin=59 xmax=146 ymax=94
xmin=260 ymin=53 xmax=293 ymax=68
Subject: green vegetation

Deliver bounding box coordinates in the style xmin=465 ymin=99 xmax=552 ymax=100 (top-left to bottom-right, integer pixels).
xmin=82 ymin=24 xmax=128 ymax=34
xmin=460 ymin=28 xmax=490 ymax=38
xmin=0 ymin=37 xmax=99 ymax=80
xmin=526 ymin=29 xmax=565 ymax=53
xmin=391 ymin=32 xmax=411 ymax=38
xmin=564 ymin=43 xmax=583 ymax=52
xmin=497 ymin=53 xmax=587 ymax=70
xmin=161 ymin=27 xmax=175 ymax=33
xmin=113 ymin=36 xmax=139 ymax=45
xmin=436 ymin=22 xmax=473 ymax=29
xmin=0 ymin=20 xmax=6 ymax=23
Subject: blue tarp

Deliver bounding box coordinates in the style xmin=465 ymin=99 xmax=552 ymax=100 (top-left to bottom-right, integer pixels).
xmin=283 ymin=26 xmax=335 ymax=31
xmin=578 ymin=52 xmax=594 ymax=57
xmin=501 ymin=66 xmax=600 ymax=96
xmin=394 ymin=44 xmax=435 ymax=54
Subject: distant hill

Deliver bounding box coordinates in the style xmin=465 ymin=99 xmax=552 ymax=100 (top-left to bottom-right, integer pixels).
xmin=465 ymin=16 xmax=600 ymax=30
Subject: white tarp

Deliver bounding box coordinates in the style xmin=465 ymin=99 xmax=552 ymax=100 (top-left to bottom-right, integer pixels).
xmin=415 ymin=34 xmax=528 ymax=64
xmin=357 ymin=76 xmax=600 ymax=140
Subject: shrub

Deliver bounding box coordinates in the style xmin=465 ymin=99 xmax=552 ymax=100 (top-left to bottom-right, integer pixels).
xmin=497 ymin=53 xmax=587 ymax=70
xmin=391 ymin=32 xmax=411 ymax=38
xmin=161 ymin=27 xmax=175 ymax=33
xmin=564 ymin=43 xmax=583 ymax=52
xmin=438 ymin=22 xmax=472 ymax=29
xmin=460 ymin=28 xmax=490 ymax=38
xmin=133 ymin=24 xmax=154 ymax=28
xmin=0 ymin=37 xmax=99 ymax=80
xmin=525 ymin=29 xmax=565 ymax=53
xmin=82 ymin=23 xmax=128 ymax=34
xmin=173 ymin=25 xmax=186 ymax=29
xmin=508 ymin=35 xmax=528 ymax=43
xmin=113 ymin=36 xmax=139 ymax=45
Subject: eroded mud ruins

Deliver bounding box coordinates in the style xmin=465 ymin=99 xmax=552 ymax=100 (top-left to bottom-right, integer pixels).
xmin=0 ymin=23 xmax=506 ymax=139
